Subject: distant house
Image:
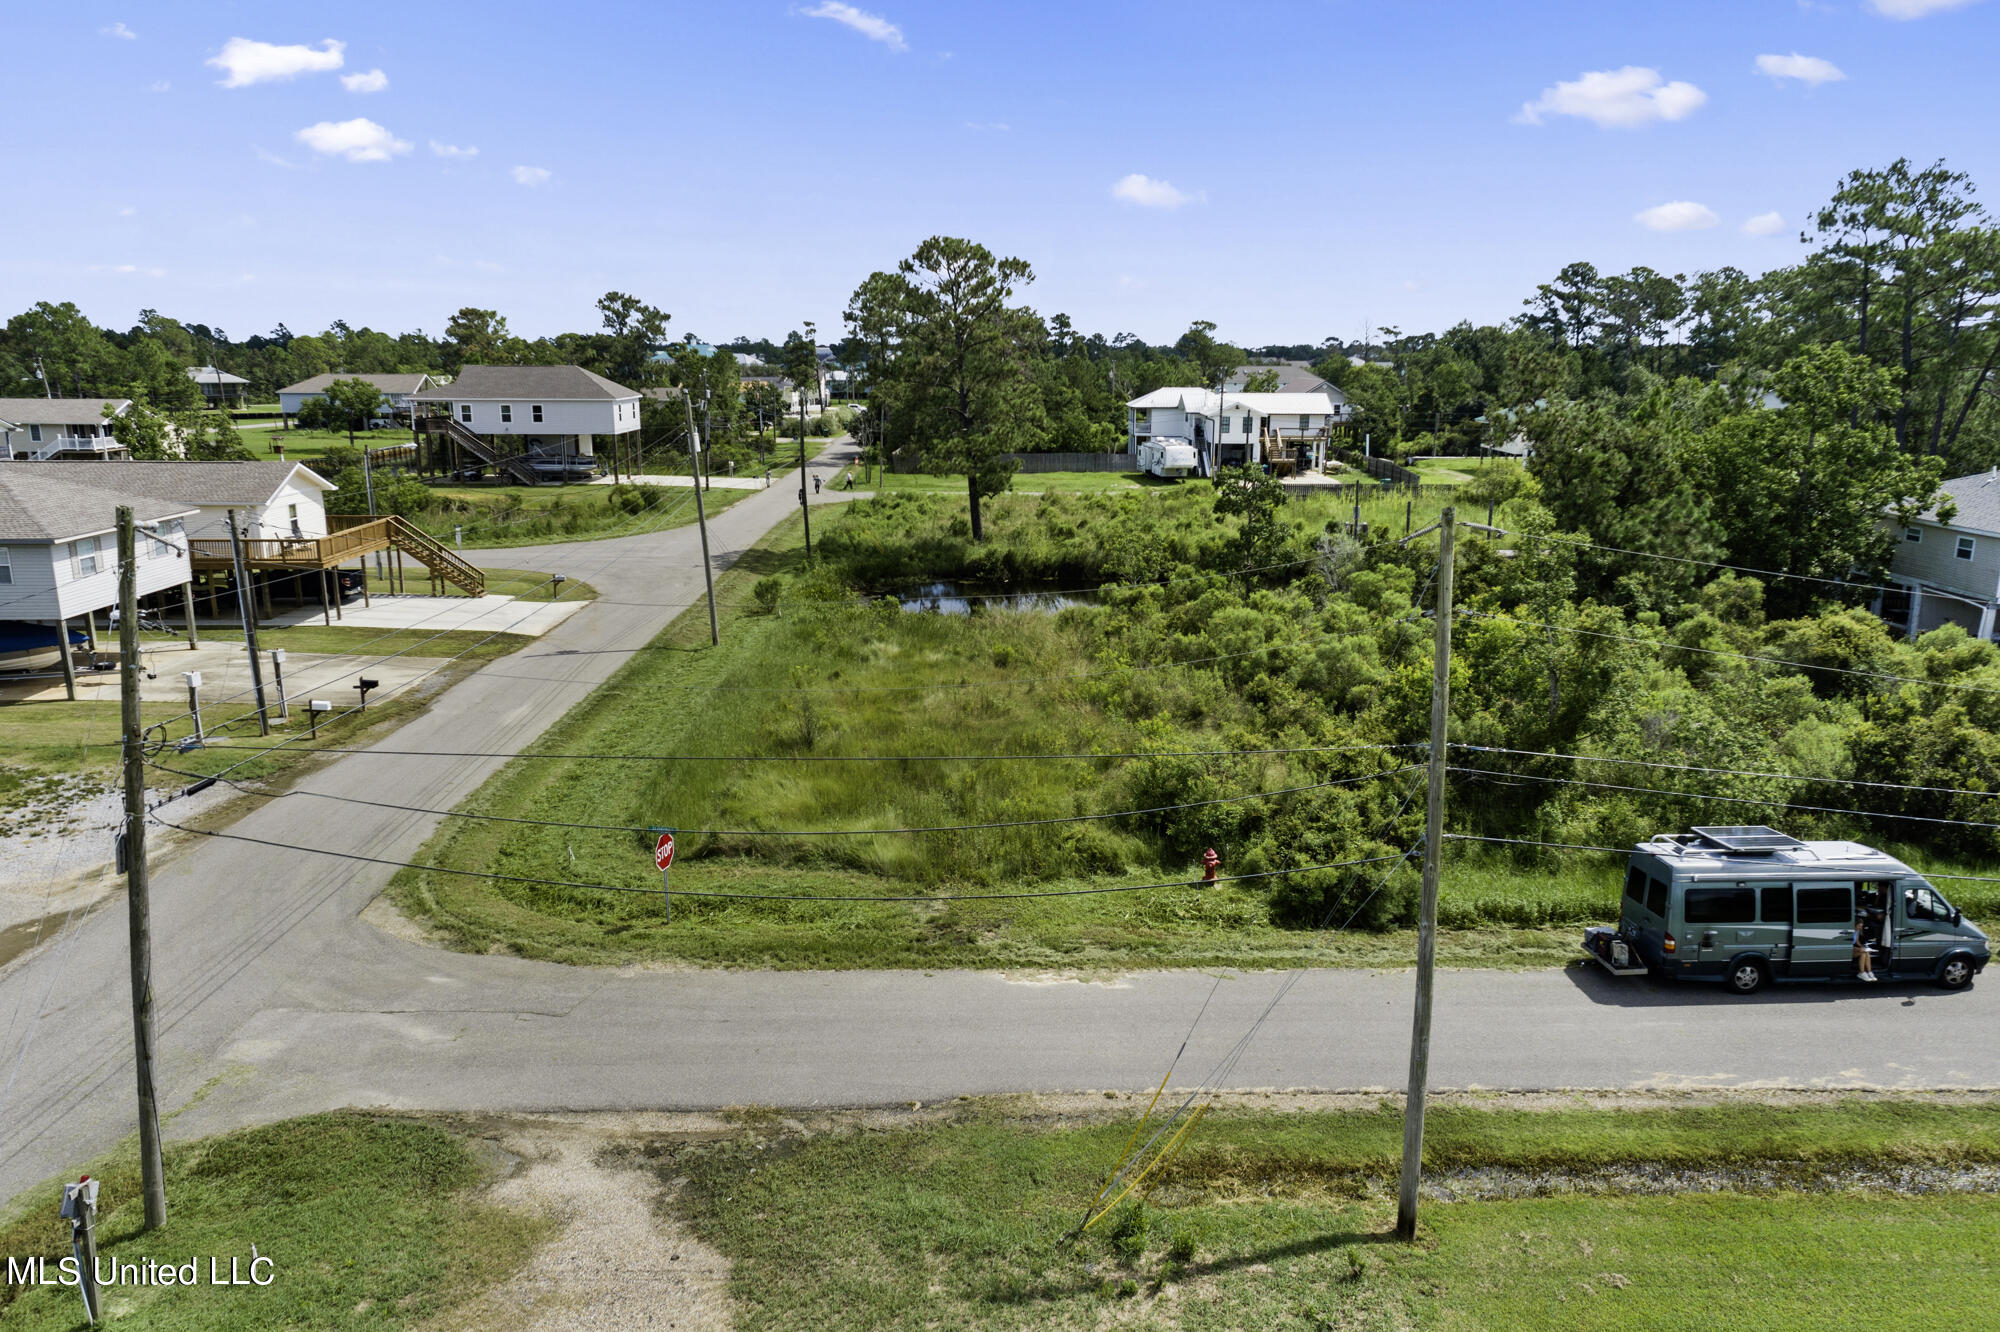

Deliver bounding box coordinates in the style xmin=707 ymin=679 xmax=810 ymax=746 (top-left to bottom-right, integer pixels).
xmin=1126 ymin=387 xmax=1354 ymax=473
xmin=0 ymin=398 xmax=134 ymax=461
xmin=409 ymin=364 xmax=641 ymax=484
xmin=277 ymin=372 xmax=438 ymax=424
xmin=187 ymin=366 xmax=250 ymax=408
xmin=0 ymin=468 xmax=198 ymax=694
xmin=1884 ymin=470 xmax=2000 ymax=641
xmin=1223 ymin=362 xmax=1345 ymax=398
xmin=44 ymin=460 xmax=339 ymax=544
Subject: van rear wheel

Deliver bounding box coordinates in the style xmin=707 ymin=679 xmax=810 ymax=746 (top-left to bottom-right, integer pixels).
xmin=1939 ymin=956 xmax=1975 ymax=991
xmin=1727 ymin=960 xmax=1768 ymax=995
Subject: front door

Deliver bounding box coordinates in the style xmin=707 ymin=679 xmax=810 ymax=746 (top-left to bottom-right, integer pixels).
xmin=1790 ymin=882 xmax=1855 ymax=978
xmin=1891 ymin=878 xmax=1953 ymax=976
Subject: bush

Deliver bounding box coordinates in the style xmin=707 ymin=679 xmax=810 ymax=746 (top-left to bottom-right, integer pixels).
xmin=1267 ymin=851 xmax=1417 ymax=930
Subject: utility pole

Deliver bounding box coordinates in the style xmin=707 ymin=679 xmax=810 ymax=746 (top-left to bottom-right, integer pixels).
xmin=679 ymin=392 xmax=721 ymax=646
xmin=116 ymin=509 xmax=168 ymax=1231
xmin=225 ymin=510 xmax=270 ymax=735
xmin=1397 ymin=504 xmax=1454 ymax=1242
xmin=797 ymin=400 xmax=812 ymax=559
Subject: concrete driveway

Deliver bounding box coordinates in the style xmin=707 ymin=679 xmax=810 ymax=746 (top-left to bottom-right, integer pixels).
xmin=3 ymin=437 xmax=1997 ymax=1203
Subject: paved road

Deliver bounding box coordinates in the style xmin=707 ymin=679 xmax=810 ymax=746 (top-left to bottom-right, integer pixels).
xmin=2 ymin=442 xmax=1997 ymax=1201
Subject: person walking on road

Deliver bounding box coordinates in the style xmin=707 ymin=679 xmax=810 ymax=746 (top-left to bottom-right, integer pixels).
xmin=813 ymin=474 xmax=822 ymax=495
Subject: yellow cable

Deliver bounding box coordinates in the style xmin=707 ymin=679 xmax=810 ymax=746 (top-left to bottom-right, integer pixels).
xmin=1082 ymin=1101 xmax=1211 ymax=1232
xmin=1086 ymin=1071 xmax=1173 ymax=1215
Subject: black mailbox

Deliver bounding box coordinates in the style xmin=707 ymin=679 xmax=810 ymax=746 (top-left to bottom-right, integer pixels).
xmin=354 ymin=677 xmax=380 ymax=708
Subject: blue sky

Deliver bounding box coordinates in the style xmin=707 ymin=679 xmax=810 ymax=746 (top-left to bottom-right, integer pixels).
xmin=5 ymin=0 xmax=1996 ymax=348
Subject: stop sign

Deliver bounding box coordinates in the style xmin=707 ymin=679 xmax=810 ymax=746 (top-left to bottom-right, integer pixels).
xmin=654 ymin=831 xmax=676 ymax=870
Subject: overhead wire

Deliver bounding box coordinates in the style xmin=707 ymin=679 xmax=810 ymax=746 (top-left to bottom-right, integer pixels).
xmin=1488 ymin=526 xmax=1913 ymax=599
xmin=1449 ymin=742 xmax=2000 ymax=804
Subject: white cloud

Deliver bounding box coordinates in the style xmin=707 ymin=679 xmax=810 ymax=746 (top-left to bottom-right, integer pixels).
xmin=294 ymin=118 xmax=411 ymax=163
xmin=1112 ymin=173 xmax=1202 ymax=209
xmin=102 ymin=21 xmax=137 ymax=39
xmin=341 ymin=68 xmax=388 ymax=93
xmin=1756 ymin=52 xmax=1846 ymax=84
xmin=118 ymin=206 xmax=135 ymax=217
xmin=1635 ymin=200 xmax=1721 ymax=231
xmin=1743 ymin=211 xmax=1787 ymax=236
xmin=511 ymin=165 xmax=552 ymax=186
xmin=801 ymin=3 xmax=907 ymax=52
xmin=1516 ymin=66 xmax=1706 ymax=128
xmin=1868 ymin=0 xmax=1981 ymax=16
xmin=430 ymin=140 xmax=478 ymax=159
xmin=208 ymin=37 xmax=345 ymax=88
xmin=92 ymin=263 xmax=166 ymax=277
xmin=253 ymin=146 xmax=299 ymax=169
xmin=145 ymin=80 xmax=171 ymax=93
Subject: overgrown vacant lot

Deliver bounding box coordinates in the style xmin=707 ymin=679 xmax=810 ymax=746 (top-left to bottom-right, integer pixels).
xmin=658 ymin=1096 xmax=2000 ymax=1331
xmin=392 ymin=487 xmax=2000 ymax=970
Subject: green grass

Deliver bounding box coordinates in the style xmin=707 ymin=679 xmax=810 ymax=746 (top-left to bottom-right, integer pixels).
xmin=397 ymin=483 xmax=750 ymax=549
xmin=236 ymin=426 xmax=393 ymax=463
xmin=877 ymin=470 xmax=1165 ymax=493
xmin=663 ymin=1098 xmax=2000 ymax=1331
xmin=0 ymin=1113 xmax=543 ymax=1330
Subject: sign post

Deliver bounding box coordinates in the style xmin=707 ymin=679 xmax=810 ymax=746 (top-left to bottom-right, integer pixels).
xmin=653 ymin=829 xmax=676 ymax=921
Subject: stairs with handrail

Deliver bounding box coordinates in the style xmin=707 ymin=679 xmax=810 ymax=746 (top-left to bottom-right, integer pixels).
xmin=419 ymin=413 xmax=542 ymax=485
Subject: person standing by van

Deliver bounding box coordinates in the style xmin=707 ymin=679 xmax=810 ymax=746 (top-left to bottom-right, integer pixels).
xmin=1855 ymin=912 xmax=1878 ymax=982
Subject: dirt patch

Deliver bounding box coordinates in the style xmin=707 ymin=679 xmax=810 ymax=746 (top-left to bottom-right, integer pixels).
xmin=426 ymin=1116 xmax=736 ymax=1332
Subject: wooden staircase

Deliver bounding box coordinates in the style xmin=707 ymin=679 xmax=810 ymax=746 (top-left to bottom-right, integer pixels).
xmin=322 ymin=515 xmax=487 ymax=595
xmin=419 ymin=413 xmax=542 ymax=485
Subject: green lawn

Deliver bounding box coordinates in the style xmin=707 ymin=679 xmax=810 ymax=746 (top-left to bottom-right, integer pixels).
xmin=405 ymin=483 xmax=750 ymax=548
xmin=878 ymin=469 xmax=1167 ymax=493
xmin=664 ymin=1097 xmax=2000 ymax=1331
xmin=0 ymin=1113 xmax=543 ymax=1330
xmin=1406 ymin=457 xmax=1523 ymax=486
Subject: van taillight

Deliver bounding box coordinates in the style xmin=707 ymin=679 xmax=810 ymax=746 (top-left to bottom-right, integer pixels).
xmin=1663 ymin=935 xmax=1677 ymax=953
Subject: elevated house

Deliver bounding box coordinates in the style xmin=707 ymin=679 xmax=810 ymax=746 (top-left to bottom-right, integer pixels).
xmin=187 ymin=366 xmax=250 ymax=408
xmin=277 ymin=372 xmax=438 ymax=425
xmin=1125 ymin=387 xmax=1354 ymax=475
xmin=409 ymin=365 xmax=641 ymax=484
xmin=0 ymin=468 xmax=197 ymax=696
xmin=0 ymin=398 xmax=133 ymax=461
xmin=1223 ymin=362 xmax=1345 ymax=397
xmin=1884 ymin=470 xmax=2000 ymax=641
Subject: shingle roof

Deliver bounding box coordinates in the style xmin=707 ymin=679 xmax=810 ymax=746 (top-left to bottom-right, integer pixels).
xmin=0 ymin=398 xmax=133 ymax=427
xmin=410 ymin=364 xmax=638 ymax=401
xmin=1927 ymin=472 xmax=2000 ymax=536
xmin=278 ymin=372 xmax=435 ymax=396
xmin=0 ymin=469 xmax=198 ymax=543
xmin=187 ymin=366 xmax=250 ymax=385
xmin=1225 ymin=363 xmax=1339 ymax=395
xmin=38 ymin=460 xmax=336 ymax=507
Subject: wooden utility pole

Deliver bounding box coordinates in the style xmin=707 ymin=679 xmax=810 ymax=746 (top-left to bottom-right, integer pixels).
xmin=679 ymin=391 xmax=720 ymax=646
xmin=225 ymin=510 xmax=270 ymax=734
xmin=116 ymin=508 xmax=168 ymax=1231
xmin=1397 ymin=504 xmax=1454 ymax=1242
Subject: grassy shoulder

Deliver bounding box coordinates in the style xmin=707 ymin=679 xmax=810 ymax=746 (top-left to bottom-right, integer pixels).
xmin=0 ymin=1112 xmax=544 ymax=1330
xmin=397 ymin=482 xmax=750 ymax=549
xmin=660 ymin=1096 xmax=2000 ymax=1331
xmin=878 ymin=469 xmax=1165 ymax=493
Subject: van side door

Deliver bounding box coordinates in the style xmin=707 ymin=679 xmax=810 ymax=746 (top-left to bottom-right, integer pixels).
xmin=1790 ymin=882 xmax=1855 ymax=978
xmin=1892 ymin=879 xmax=1952 ymax=976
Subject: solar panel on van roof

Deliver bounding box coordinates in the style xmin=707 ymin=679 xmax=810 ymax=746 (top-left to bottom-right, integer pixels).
xmin=1690 ymin=826 xmax=1805 ymax=855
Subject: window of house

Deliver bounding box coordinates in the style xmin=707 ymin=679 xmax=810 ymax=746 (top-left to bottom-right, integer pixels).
xmin=459 ymin=404 xmax=472 ymax=423
xmin=72 ymin=536 xmax=100 ymax=578
xmin=1957 ymin=536 xmax=1976 ymax=561
xmin=532 ymin=404 xmax=544 ymax=423
xmin=500 ymin=404 xmax=513 ymax=424
xmin=1905 ymin=527 xmax=1922 ymax=543
xmin=28 ymin=425 xmax=42 ymax=443
xmin=0 ymin=547 xmax=11 ymax=585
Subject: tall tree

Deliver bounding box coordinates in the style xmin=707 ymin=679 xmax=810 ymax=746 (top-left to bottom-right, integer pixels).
xmin=596 ymin=291 xmax=671 ymax=387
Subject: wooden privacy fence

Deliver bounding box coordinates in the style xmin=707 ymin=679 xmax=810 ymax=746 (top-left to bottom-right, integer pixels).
xmin=1332 ymin=449 xmax=1422 ymax=486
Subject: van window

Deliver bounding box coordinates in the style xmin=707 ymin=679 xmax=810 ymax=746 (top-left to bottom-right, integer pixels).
xmin=1646 ymin=878 xmax=1668 ymax=917
xmin=1624 ymin=866 xmax=1646 ymax=903
xmin=1905 ymin=884 xmax=1951 ymax=921
xmin=1796 ymin=885 xmax=1853 ymax=924
xmin=1685 ymin=887 xmax=1756 ymax=923
xmin=1760 ymin=885 xmax=1792 ymax=923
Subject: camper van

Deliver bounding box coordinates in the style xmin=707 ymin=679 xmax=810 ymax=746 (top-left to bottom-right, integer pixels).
xmin=1583 ymin=826 xmax=1989 ymax=994
xmin=1135 ymin=439 xmax=1199 ymax=479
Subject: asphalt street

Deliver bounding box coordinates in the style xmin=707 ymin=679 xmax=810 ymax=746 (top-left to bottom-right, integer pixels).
xmin=1 ymin=442 xmax=1996 ymax=1203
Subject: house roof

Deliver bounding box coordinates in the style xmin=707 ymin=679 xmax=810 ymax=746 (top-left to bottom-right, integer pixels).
xmin=1126 ymin=388 xmax=1345 ymax=414
xmin=39 ymin=460 xmax=337 ymax=509
xmin=278 ymin=372 xmax=435 ymax=396
xmin=0 ymin=469 xmax=199 ymax=543
xmin=410 ymin=364 xmax=638 ymax=402
xmin=1224 ymin=363 xmax=1339 ymax=396
xmin=187 ymin=366 xmax=250 ymax=386
xmin=1923 ymin=471 xmax=2000 ymax=537
xmin=0 ymin=398 xmax=133 ymax=427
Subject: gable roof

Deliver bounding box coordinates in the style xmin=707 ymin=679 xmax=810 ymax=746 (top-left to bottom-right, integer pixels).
xmin=1224 ymin=363 xmax=1338 ymax=396
xmin=1923 ymin=472 xmax=2000 ymax=537
xmin=278 ymin=372 xmax=435 ymax=396
xmin=187 ymin=366 xmax=250 ymax=385
xmin=39 ymin=460 xmax=337 ymax=509
xmin=410 ymin=364 xmax=638 ymax=402
xmin=0 ymin=469 xmax=198 ymax=543
xmin=1126 ymin=387 xmax=1345 ymax=414
xmin=0 ymin=398 xmax=133 ymax=427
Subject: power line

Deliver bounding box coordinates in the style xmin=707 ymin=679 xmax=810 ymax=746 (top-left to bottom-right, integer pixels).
xmin=1450 ymin=743 xmax=2000 ymax=804
xmin=144 ymin=764 xmax=1423 ymax=837
xmin=1441 ymin=831 xmax=2000 ymax=890
xmin=1459 ymin=608 xmax=2000 ymax=700
xmin=1490 ymin=526 xmax=1910 ymax=598
xmin=141 ymin=809 xmax=1411 ymax=901
xmin=126 ymin=739 xmax=1419 ymax=764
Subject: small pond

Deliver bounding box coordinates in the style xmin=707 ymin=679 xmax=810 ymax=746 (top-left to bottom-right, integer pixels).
xmin=886 ymin=581 xmax=1101 ymax=615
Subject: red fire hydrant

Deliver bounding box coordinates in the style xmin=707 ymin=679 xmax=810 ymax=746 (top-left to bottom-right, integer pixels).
xmin=1200 ymin=847 xmax=1221 ymax=883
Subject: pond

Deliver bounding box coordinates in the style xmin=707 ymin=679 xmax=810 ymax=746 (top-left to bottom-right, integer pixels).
xmin=886 ymin=581 xmax=1100 ymax=615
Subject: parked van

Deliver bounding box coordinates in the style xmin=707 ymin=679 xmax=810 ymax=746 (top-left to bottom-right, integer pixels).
xmin=1583 ymin=826 xmax=1989 ymax=994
